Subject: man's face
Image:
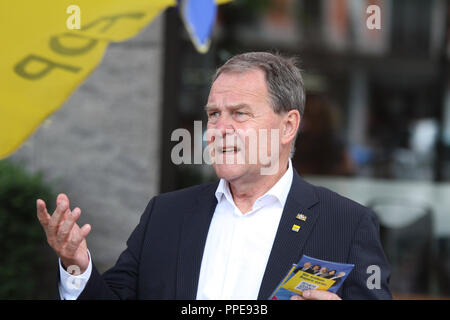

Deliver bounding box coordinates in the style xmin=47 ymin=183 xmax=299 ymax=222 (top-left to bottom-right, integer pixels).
xmin=206 ymin=69 xmax=283 ymax=183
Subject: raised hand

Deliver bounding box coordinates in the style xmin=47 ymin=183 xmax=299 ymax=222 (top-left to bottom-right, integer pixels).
xmin=36 ymin=193 xmax=91 ymax=273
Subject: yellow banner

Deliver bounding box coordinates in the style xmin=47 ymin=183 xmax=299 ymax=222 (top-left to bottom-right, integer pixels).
xmin=0 ymin=0 xmax=230 ymax=159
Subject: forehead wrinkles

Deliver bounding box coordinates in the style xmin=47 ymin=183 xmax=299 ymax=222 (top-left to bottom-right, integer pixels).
xmin=208 ymin=71 xmax=271 ymax=106
xmin=208 ymin=85 xmax=271 ymax=109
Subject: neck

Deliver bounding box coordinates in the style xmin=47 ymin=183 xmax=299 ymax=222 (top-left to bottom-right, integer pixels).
xmin=229 ymin=159 xmax=290 ymax=214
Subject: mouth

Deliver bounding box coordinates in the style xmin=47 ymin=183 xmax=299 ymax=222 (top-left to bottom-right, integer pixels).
xmin=218 ymin=146 xmax=240 ymax=153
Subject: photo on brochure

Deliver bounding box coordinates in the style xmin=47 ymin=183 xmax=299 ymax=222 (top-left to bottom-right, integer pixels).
xmin=270 ymin=255 xmax=354 ymax=300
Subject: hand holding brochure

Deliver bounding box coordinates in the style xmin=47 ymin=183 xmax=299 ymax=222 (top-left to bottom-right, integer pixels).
xmin=269 ymin=255 xmax=354 ymax=300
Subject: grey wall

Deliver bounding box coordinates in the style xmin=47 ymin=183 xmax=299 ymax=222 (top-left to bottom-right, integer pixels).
xmin=11 ymin=15 xmax=164 ymax=272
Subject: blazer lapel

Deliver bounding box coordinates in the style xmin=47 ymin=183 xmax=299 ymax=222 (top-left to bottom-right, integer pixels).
xmin=258 ymin=171 xmax=320 ymax=299
xmin=176 ymin=182 xmax=218 ymax=299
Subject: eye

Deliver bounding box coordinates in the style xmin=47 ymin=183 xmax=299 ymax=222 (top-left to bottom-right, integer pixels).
xmin=208 ymin=111 xmax=220 ymax=120
xmin=233 ymin=111 xmax=249 ymax=121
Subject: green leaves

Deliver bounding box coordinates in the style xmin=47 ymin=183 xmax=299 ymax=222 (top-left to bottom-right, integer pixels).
xmin=0 ymin=160 xmax=54 ymax=299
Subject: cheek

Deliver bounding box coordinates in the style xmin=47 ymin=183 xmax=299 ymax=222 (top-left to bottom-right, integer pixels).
xmin=205 ymin=125 xmax=223 ymax=144
xmin=242 ymin=117 xmax=279 ymax=136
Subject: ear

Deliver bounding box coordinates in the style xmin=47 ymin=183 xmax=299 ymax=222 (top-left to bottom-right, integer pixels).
xmin=281 ymin=110 xmax=301 ymax=146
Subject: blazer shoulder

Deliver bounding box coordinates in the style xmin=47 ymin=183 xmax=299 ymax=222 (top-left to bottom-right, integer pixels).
xmin=153 ymin=181 xmax=218 ymax=205
xmin=308 ymin=182 xmax=375 ymax=221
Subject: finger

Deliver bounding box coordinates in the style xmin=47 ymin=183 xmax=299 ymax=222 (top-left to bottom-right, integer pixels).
xmin=80 ymin=224 xmax=92 ymax=238
xmin=36 ymin=199 xmax=50 ymax=227
xmin=302 ymin=290 xmax=341 ymax=300
xmin=56 ymin=193 xmax=70 ymax=208
xmin=290 ymin=295 xmax=305 ymax=300
xmin=56 ymin=207 xmax=81 ymax=243
xmin=48 ymin=198 xmax=70 ymax=236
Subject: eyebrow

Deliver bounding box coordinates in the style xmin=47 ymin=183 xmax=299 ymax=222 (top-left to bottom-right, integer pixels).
xmin=204 ymin=103 xmax=251 ymax=112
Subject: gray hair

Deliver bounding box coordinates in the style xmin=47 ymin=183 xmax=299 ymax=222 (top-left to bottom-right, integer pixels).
xmin=212 ymin=52 xmax=306 ymax=157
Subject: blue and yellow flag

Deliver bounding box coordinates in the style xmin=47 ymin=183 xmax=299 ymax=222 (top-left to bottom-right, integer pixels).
xmin=0 ymin=0 xmax=230 ymax=159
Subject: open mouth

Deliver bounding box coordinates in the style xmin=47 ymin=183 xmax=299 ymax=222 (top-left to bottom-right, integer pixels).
xmin=218 ymin=146 xmax=240 ymax=153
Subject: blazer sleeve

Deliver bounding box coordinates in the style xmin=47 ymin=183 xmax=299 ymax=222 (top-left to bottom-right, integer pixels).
xmin=340 ymin=209 xmax=392 ymax=300
xmin=76 ymin=198 xmax=155 ymax=300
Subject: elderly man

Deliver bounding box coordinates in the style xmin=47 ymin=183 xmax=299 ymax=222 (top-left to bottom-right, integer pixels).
xmin=36 ymin=52 xmax=391 ymax=300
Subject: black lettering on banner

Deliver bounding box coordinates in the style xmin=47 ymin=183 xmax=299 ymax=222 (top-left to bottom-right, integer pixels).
xmin=14 ymin=12 xmax=146 ymax=80
xmin=49 ymin=33 xmax=98 ymax=56
xmin=14 ymin=54 xmax=81 ymax=80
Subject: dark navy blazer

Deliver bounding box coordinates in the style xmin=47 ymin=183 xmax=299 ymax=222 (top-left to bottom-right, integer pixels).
xmin=76 ymin=170 xmax=392 ymax=300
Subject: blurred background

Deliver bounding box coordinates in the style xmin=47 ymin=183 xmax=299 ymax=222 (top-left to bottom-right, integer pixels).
xmin=2 ymin=0 xmax=450 ymax=299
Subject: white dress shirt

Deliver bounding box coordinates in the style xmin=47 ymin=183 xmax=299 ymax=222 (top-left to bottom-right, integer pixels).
xmin=58 ymin=250 xmax=92 ymax=300
xmin=196 ymin=160 xmax=293 ymax=299
xmin=59 ymin=160 xmax=293 ymax=300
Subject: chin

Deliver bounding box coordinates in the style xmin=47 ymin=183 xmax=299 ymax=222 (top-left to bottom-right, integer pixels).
xmin=213 ymin=163 xmax=248 ymax=182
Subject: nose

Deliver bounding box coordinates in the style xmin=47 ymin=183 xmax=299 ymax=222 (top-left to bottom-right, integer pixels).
xmin=209 ymin=113 xmax=235 ymax=139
